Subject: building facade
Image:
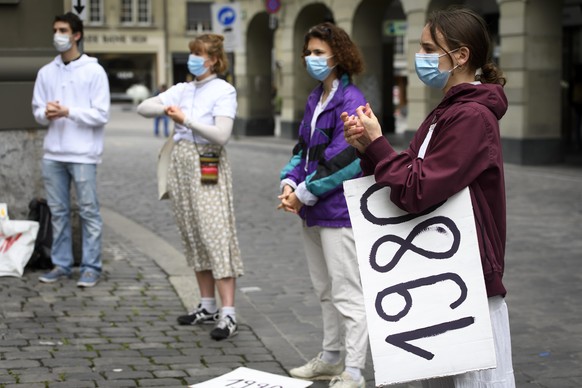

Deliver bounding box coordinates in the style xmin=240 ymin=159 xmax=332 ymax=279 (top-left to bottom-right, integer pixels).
xmin=64 ymin=0 xmax=581 ymax=165
xmin=1 ymin=0 xmax=580 ymax=216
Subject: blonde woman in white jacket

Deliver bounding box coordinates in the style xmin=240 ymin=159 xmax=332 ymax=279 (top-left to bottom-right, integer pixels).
xmin=137 ymin=34 xmax=243 ymax=341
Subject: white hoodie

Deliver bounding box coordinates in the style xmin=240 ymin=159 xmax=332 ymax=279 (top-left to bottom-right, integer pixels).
xmin=32 ymin=54 xmax=110 ymax=164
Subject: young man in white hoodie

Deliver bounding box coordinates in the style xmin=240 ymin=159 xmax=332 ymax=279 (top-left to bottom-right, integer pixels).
xmin=32 ymin=12 xmax=110 ymax=287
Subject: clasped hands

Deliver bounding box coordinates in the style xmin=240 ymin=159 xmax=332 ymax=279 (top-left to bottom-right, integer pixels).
xmin=45 ymin=101 xmax=69 ymax=120
xmin=277 ymin=185 xmax=302 ymax=214
xmin=340 ymin=103 xmax=383 ymax=153
xmin=165 ymin=105 xmax=185 ymax=124
xmin=277 ymin=103 xmax=382 ymax=213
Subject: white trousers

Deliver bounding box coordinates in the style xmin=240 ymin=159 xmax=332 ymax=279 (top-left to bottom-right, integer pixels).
xmin=301 ymin=224 xmax=369 ymax=369
xmin=421 ymin=296 xmax=516 ymax=388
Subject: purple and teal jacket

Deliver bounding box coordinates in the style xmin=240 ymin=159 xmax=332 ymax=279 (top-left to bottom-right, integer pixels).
xmin=280 ymin=77 xmax=365 ymax=227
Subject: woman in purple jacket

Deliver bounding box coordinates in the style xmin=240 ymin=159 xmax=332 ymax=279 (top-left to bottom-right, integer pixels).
xmin=343 ymin=7 xmax=515 ymax=388
xmin=277 ymin=22 xmax=368 ymax=388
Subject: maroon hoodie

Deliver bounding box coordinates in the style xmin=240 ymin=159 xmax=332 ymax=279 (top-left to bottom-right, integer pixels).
xmin=359 ymin=82 xmax=508 ymax=298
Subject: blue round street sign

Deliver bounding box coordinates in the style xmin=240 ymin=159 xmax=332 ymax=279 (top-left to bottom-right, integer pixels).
xmin=217 ymin=6 xmax=236 ymax=26
xmin=265 ymin=0 xmax=281 ymax=14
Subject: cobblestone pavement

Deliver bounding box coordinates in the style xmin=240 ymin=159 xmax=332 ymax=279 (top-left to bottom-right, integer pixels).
xmin=1 ymin=104 xmax=581 ymax=387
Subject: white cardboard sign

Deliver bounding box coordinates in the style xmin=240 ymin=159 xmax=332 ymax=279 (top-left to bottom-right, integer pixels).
xmin=343 ymin=176 xmax=495 ymax=386
xmin=189 ymin=367 xmax=313 ymax=388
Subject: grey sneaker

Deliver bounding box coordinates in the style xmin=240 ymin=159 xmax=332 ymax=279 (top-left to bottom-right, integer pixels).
xmin=329 ymin=372 xmax=365 ymax=388
xmin=39 ymin=267 xmax=71 ymax=283
xmin=77 ymin=271 xmax=100 ymax=287
xmin=289 ymin=352 xmax=343 ymax=380
xmin=210 ymin=316 xmax=238 ymax=340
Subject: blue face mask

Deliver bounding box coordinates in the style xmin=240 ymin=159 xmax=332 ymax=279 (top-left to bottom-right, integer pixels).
xmin=415 ymin=49 xmax=459 ymax=89
xmin=305 ymin=55 xmax=335 ymax=81
xmin=187 ymin=54 xmax=208 ymax=77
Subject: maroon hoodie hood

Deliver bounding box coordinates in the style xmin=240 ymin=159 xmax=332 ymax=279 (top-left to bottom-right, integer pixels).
xmin=440 ymin=82 xmax=508 ymax=121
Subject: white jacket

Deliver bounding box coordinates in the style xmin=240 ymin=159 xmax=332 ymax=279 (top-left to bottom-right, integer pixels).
xmin=32 ymin=54 xmax=110 ymax=164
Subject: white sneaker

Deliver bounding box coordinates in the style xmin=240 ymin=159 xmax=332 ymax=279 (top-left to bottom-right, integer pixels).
xmin=329 ymin=371 xmax=365 ymax=388
xmin=289 ymin=352 xmax=343 ymax=380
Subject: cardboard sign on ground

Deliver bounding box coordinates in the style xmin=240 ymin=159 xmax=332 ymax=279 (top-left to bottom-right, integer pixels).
xmin=189 ymin=367 xmax=313 ymax=388
xmin=344 ymin=176 xmax=495 ymax=385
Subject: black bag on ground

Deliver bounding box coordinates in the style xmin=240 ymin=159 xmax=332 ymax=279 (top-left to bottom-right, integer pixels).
xmin=26 ymin=198 xmax=53 ymax=270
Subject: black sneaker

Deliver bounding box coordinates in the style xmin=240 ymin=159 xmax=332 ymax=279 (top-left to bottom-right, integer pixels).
xmin=177 ymin=304 xmax=219 ymax=325
xmin=210 ymin=316 xmax=238 ymax=340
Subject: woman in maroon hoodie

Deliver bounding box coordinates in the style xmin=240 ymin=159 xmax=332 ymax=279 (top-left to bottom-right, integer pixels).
xmin=342 ymin=6 xmax=515 ymax=388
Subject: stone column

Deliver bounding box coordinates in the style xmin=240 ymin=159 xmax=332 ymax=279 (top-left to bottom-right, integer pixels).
xmin=402 ymin=0 xmax=431 ymax=141
xmin=276 ymin=1 xmax=303 ymax=140
xmin=499 ymin=0 xmax=563 ymax=164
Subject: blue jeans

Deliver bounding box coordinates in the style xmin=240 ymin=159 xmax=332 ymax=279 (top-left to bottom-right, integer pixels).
xmin=154 ymin=115 xmax=169 ymax=137
xmin=41 ymin=160 xmax=102 ymax=275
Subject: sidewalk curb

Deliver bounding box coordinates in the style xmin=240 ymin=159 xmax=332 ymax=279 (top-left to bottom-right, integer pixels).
xmin=101 ymin=206 xmax=199 ymax=311
xmin=100 ymin=206 xmax=306 ymax=375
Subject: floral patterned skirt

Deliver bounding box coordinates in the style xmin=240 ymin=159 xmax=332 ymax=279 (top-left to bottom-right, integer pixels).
xmin=167 ymin=141 xmax=244 ymax=279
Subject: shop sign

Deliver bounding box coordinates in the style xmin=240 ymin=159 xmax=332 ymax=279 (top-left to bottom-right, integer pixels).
xmin=85 ymin=34 xmax=148 ymax=45
xmin=384 ymin=20 xmax=407 ymax=36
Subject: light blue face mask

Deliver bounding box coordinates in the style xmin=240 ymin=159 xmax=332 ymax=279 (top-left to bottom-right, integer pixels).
xmin=305 ymin=55 xmax=335 ymax=81
xmin=415 ymin=49 xmax=459 ymax=89
xmin=187 ymin=54 xmax=208 ymax=77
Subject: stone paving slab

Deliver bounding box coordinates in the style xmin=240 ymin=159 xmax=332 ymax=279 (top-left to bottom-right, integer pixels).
xmin=0 ymin=232 xmax=287 ymax=387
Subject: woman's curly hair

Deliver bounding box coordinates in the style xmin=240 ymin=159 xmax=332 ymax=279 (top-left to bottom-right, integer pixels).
xmin=302 ymin=22 xmax=364 ymax=80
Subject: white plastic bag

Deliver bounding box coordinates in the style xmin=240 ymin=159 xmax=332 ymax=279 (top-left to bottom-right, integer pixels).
xmin=0 ymin=220 xmax=39 ymax=277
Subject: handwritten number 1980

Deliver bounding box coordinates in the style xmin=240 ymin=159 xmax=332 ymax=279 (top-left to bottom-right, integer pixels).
xmin=360 ymin=183 xmax=475 ymax=360
xmin=226 ymin=379 xmax=282 ymax=388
